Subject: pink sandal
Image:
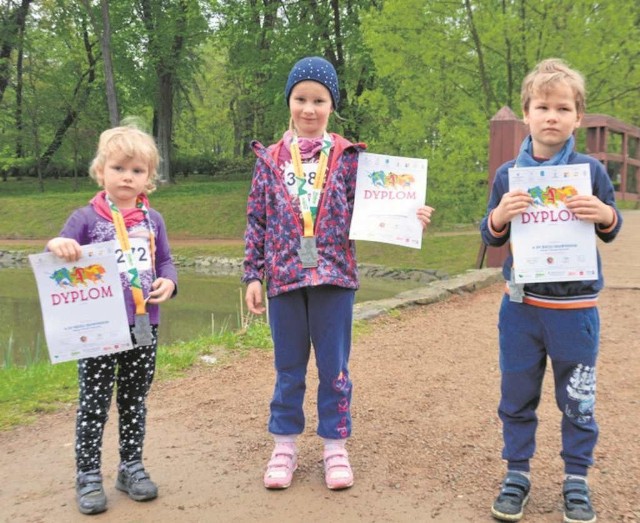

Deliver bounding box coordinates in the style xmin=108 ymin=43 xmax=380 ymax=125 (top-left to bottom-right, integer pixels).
xmin=263 ymin=443 xmax=298 ymax=489
xmin=323 ymin=447 xmax=354 ymax=490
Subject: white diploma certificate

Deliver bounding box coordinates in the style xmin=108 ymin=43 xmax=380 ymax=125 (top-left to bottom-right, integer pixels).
xmin=349 ymin=152 xmax=427 ymax=249
xmin=509 ymin=163 xmax=598 ymax=284
xmin=29 ymin=241 xmax=133 ymax=364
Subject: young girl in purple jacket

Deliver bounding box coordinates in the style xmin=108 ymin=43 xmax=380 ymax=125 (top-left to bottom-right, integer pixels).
xmin=243 ymin=56 xmax=433 ymax=491
xmin=47 ymin=125 xmax=177 ymax=514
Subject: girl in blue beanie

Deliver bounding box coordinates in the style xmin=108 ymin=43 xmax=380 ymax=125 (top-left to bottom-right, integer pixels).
xmin=243 ymin=56 xmax=434 ymax=490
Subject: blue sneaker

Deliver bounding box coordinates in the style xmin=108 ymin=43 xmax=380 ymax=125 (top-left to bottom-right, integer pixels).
xmin=76 ymin=470 xmax=107 ymax=514
xmin=491 ymin=471 xmax=530 ymax=521
xmin=563 ymin=477 xmax=596 ymax=523
xmin=115 ymin=460 xmax=158 ymax=501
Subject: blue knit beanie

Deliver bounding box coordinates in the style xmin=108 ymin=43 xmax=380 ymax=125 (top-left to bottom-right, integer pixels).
xmin=285 ymin=56 xmax=340 ymax=109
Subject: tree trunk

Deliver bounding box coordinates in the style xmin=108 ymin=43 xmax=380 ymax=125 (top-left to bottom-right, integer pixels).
xmin=15 ymin=22 xmax=24 ymax=159
xmin=156 ymin=72 xmax=173 ymax=184
xmin=100 ymin=0 xmax=119 ymax=126
xmin=464 ymin=0 xmax=497 ymax=116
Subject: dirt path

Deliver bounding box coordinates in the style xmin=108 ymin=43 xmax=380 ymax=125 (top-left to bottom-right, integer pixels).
xmin=1 ymin=213 xmax=639 ymax=523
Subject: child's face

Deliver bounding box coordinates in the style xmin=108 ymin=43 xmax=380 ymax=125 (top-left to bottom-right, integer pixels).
xmin=523 ymin=80 xmax=583 ymax=159
xmin=96 ymin=152 xmax=150 ymax=208
xmin=289 ymin=80 xmax=333 ymax=138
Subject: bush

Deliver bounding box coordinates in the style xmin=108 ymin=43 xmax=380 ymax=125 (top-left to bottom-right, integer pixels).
xmin=1 ymin=154 xmax=257 ymax=182
xmin=172 ymin=155 xmax=255 ymax=180
xmin=0 ymin=156 xmax=87 ymax=180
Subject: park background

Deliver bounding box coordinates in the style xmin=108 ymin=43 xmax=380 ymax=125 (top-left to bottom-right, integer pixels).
xmin=1 ymin=3 xmax=639 ymax=521
xmin=2 ymin=0 xmax=640 ymax=229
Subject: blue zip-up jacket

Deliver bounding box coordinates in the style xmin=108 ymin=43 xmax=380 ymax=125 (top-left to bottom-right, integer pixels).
xmin=480 ymin=152 xmax=622 ymax=306
xmin=243 ymin=133 xmax=367 ymax=298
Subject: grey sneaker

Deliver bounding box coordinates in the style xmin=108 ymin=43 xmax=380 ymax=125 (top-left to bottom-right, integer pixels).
xmin=491 ymin=471 xmax=530 ymax=521
xmin=115 ymin=460 xmax=158 ymax=501
xmin=76 ymin=470 xmax=107 ymax=514
xmin=563 ymin=477 xmax=596 ymax=523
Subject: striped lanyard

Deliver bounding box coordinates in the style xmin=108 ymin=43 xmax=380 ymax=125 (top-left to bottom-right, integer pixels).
xmin=106 ymin=195 xmax=156 ymax=315
xmin=290 ymin=131 xmax=332 ymax=238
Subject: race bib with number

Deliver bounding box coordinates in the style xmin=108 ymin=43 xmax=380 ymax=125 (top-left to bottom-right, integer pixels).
xmin=283 ymin=160 xmax=320 ymax=198
xmin=115 ymin=236 xmax=152 ymax=273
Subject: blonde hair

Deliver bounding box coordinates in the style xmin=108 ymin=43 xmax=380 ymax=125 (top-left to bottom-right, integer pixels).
xmin=521 ymin=58 xmax=586 ymax=115
xmin=89 ymin=124 xmax=160 ymax=193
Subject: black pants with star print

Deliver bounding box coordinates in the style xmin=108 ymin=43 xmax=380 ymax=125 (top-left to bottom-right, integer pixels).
xmin=75 ymin=325 xmax=158 ymax=474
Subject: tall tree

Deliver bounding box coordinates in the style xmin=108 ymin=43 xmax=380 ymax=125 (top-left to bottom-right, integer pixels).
xmin=138 ymin=0 xmax=210 ymax=183
xmin=0 ymin=0 xmax=32 ymax=104
xmin=39 ymin=15 xmax=99 ymax=172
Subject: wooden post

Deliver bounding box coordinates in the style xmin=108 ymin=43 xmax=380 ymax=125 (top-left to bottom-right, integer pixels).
xmin=476 ymin=107 xmax=528 ymax=268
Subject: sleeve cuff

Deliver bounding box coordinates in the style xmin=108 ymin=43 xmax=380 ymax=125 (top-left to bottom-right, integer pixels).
xmin=596 ymin=206 xmax=618 ymax=234
xmin=489 ymin=210 xmax=509 ymax=238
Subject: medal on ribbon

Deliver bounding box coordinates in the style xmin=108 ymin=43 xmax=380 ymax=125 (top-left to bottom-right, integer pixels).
xmin=132 ymin=312 xmax=154 ymax=347
xmin=290 ymin=132 xmax=331 ymax=269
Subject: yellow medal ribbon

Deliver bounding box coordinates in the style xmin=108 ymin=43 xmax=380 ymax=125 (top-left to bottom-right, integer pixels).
xmin=290 ymin=131 xmax=331 ymax=238
xmin=106 ymin=195 xmax=155 ymax=316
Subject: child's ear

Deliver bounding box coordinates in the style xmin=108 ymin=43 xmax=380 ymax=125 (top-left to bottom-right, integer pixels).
xmin=95 ymin=166 xmax=105 ymax=186
xmin=574 ymin=111 xmax=584 ymax=129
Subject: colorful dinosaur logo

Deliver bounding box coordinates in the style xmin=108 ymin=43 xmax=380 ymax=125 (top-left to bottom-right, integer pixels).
xmin=368 ymin=170 xmax=415 ymax=189
xmin=50 ymin=264 xmax=106 ymax=288
xmin=528 ymin=185 xmax=578 ymax=207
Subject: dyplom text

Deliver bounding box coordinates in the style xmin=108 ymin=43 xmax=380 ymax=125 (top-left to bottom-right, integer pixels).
xmin=519 ymin=209 xmax=579 ymax=224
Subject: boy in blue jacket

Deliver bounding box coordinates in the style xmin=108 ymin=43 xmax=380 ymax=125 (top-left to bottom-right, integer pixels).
xmin=480 ymin=58 xmax=622 ymax=523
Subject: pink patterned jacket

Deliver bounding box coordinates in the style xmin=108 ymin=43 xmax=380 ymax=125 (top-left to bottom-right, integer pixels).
xmin=243 ymin=133 xmax=366 ymax=298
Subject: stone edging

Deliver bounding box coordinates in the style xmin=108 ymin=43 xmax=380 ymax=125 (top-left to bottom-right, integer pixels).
xmin=2 ymin=250 xmax=451 ymax=286
xmin=0 ymin=250 xmax=30 ymax=268
xmin=353 ymin=268 xmax=503 ymax=320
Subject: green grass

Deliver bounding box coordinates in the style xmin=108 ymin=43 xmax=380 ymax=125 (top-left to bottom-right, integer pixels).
xmin=617 ymin=199 xmax=639 ymax=210
xmin=0 ymin=175 xmax=252 ymax=239
xmin=0 ymin=174 xmax=483 ymax=273
xmin=0 ymin=360 xmax=78 ymax=428
xmin=356 ymin=235 xmax=479 ymax=275
xmin=0 ymin=318 xmax=273 ymax=430
xmin=0 ymin=174 xmax=483 ymax=240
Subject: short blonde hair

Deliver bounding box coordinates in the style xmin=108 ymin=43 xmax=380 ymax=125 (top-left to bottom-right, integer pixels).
xmin=521 ymin=58 xmax=586 ymax=115
xmin=89 ymin=124 xmax=160 ymax=193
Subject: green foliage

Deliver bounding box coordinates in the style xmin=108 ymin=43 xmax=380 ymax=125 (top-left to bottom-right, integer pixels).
xmin=359 ymin=0 xmax=640 ymax=225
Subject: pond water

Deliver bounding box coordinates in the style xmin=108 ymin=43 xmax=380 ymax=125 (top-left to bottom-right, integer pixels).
xmin=0 ymin=268 xmax=421 ymax=366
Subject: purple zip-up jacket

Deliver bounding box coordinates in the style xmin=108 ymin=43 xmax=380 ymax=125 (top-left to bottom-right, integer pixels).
xmin=243 ymin=133 xmax=366 ymax=298
xmin=56 ymin=204 xmax=178 ymax=325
